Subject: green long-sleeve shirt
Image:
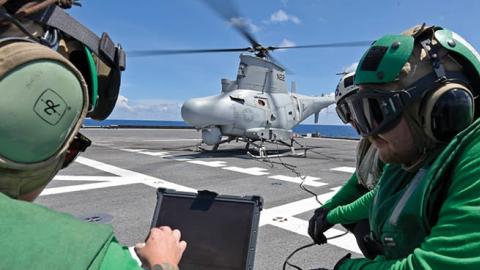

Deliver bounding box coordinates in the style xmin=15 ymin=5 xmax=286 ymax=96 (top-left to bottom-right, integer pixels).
xmin=326 ymin=186 xmax=377 ymax=225
xmin=0 ymin=191 xmax=145 ymax=270
xmin=322 ymin=173 xmax=369 ymax=211
xmin=338 ymin=119 xmax=480 ymax=269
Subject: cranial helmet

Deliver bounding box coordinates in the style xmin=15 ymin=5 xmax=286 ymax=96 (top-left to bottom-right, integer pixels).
xmin=334 ymin=72 xmax=358 ymax=123
xmin=335 ymin=72 xmax=358 ymax=103
xmin=0 ymin=1 xmax=126 ymax=198
xmin=348 ymin=24 xmax=480 ymax=144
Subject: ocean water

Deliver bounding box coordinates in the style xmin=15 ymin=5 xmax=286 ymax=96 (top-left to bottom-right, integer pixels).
xmin=83 ymin=119 xmax=360 ymax=139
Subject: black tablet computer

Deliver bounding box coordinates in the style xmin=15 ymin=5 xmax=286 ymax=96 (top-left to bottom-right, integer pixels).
xmin=150 ymin=189 xmax=263 ymax=270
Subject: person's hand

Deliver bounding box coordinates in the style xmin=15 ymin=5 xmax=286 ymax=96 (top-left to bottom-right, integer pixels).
xmin=135 ymin=226 xmax=187 ymax=270
xmin=308 ymin=207 xmax=334 ymax=244
xmin=333 ymin=253 xmax=351 ymax=270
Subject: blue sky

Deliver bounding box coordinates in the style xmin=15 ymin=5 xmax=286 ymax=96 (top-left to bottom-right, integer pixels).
xmin=70 ymin=0 xmax=480 ymax=124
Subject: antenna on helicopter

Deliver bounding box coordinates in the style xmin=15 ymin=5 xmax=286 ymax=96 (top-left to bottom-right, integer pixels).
xmin=291 ymin=81 xmax=297 ymax=94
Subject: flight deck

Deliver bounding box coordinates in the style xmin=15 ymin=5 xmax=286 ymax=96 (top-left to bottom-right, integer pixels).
xmin=37 ymin=128 xmax=362 ymax=270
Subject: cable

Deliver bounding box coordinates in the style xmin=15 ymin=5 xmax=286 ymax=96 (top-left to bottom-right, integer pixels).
xmin=282 ymin=243 xmax=316 ymax=270
xmin=249 ymin=139 xmax=350 ymax=270
xmin=0 ymin=8 xmax=59 ymax=47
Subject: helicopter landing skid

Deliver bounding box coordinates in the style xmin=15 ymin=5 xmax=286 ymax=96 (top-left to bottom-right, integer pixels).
xmin=245 ymin=139 xmax=307 ymax=159
xmin=196 ymin=138 xmax=234 ymax=152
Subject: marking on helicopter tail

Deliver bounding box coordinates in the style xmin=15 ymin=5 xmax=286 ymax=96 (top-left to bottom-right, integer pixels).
xmin=268 ymin=175 xmax=327 ymax=187
xmin=187 ymin=160 xmax=227 ymax=167
xmin=330 ymin=166 xmax=356 ymax=173
xmin=222 ymin=166 xmax=270 ymax=176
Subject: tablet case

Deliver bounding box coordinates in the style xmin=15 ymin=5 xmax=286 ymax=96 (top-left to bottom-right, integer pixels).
xmin=151 ymin=188 xmax=263 ymax=270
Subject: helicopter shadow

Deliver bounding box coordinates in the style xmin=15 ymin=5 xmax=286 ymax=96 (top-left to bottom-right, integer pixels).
xmin=165 ymin=146 xmax=295 ymax=161
xmin=154 ymin=141 xmax=296 ymax=160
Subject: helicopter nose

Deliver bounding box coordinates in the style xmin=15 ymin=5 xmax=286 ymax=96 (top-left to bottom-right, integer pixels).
xmin=181 ymin=96 xmax=233 ymax=128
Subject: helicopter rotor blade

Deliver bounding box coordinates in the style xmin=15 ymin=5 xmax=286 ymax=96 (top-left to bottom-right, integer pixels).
xmin=265 ymin=51 xmax=294 ymax=74
xmin=268 ymin=40 xmax=373 ymax=51
xmin=201 ymin=0 xmax=261 ymax=48
xmin=128 ymin=47 xmax=252 ymax=57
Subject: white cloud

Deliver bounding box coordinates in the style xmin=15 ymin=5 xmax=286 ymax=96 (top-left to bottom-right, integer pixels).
xmin=110 ymin=95 xmax=182 ymax=120
xmin=343 ymin=62 xmax=359 ymax=74
xmin=115 ymin=95 xmax=134 ymax=112
xmin=269 ymin=9 xmax=301 ymax=25
xmin=229 ymin=17 xmax=260 ymax=33
xmin=277 ymin=38 xmax=296 ymax=51
xmin=304 ymin=103 xmax=346 ymax=125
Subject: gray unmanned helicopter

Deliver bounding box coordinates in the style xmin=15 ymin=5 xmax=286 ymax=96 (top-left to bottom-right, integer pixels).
xmin=129 ymin=0 xmax=370 ymax=157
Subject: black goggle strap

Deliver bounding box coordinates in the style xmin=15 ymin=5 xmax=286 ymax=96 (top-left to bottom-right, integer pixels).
xmin=62 ymin=132 xmax=91 ymax=169
xmin=27 ymin=5 xmax=126 ymax=71
xmin=335 ymin=101 xmax=351 ymax=123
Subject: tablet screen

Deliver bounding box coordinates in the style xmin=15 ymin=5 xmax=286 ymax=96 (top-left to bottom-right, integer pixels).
xmin=152 ymin=195 xmax=256 ymax=270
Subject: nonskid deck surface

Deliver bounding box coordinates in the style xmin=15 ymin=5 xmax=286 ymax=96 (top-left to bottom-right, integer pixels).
xmin=37 ymin=128 xmax=361 ymax=269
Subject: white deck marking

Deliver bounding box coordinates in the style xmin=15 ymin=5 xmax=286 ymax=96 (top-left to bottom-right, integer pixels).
xmin=144 ymin=139 xmax=201 ymax=142
xmin=260 ymin=187 xmax=340 ymax=225
xmin=267 ymin=216 xmax=361 ymax=254
xmin=222 ymin=166 xmax=270 ymax=176
xmin=42 ymin=181 xmax=139 ymax=196
xmin=141 ymin=151 xmax=170 ymax=157
xmin=260 ymin=186 xmax=360 ymax=253
xmin=60 ymin=157 xmax=357 ymax=254
xmin=303 ymin=137 xmax=359 ymax=143
xmin=173 ymin=158 xmax=193 ymax=161
xmin=331 ymin=166 xmax=356 ymax=173
xmin=53 ymin=176 xmax=122 ymax=182
xmin=120 ymin=149 xmax=172 ymax=158
xmin=187 ymin=160 xmax=227 ymax=167
xmin=41 ymin=157 xmax=195 ymax=196
xmin=268 ymin=175 xmax=327 ymax=187
xmin=120 ymin=148 xmax=146 ymax=152
xmin=97 ymin=140 xmax=360 ymax=253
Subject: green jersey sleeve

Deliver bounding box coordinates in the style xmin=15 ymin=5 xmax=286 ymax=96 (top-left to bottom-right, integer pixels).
xmin=99 ymin=239 xmax=143 ymax=270
xmin=326 ymin=186 xmax=377 ymax=225
xmin=322 ymin=172 xmax=368 ymax=210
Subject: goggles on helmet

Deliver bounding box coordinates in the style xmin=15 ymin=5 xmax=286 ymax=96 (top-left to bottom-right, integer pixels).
xmin=345 ymin=72 xmax=470 ymax=136
xmin=335 ymin=101 xmax=352 ymax=124
xmin=344 ymin=88 xmax=410 ymax=136
xmin=335 ymin=87 xmax=358 ymax=124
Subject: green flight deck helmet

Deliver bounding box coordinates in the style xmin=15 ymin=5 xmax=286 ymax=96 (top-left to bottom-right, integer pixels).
xmin=0 ymin=1 xmax=125 ymax=198
xmin=349 ymin=25 xmax=480 ymax=146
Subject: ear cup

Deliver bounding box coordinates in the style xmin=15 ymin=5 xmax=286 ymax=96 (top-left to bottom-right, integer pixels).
xmin=422 ymin=83 xmax=474 ymax=142
xmin=0 ymin=40 xmax=88 ymax=167
xmin=57 ymin=40 xmax=99 ymax=112
xmin=86 ymin=55 xmax=121 ymax=120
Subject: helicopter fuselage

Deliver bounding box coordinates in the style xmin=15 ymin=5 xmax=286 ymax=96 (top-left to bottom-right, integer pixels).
xmin=181 ymin=54 xmax=335 ymax=145
xmin=182 ymin=89 xmax=334 ymax=144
